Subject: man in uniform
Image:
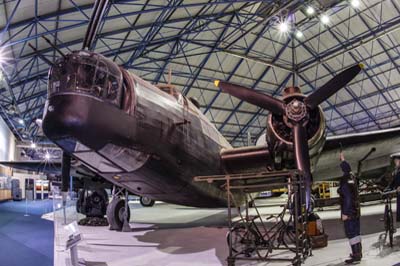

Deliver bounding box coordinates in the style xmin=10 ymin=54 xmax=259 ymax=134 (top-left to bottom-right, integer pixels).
xmin=338 ymin=152 xmax=362 ymax=264
xmin=387 ymin=154 xmax=400 ymax=222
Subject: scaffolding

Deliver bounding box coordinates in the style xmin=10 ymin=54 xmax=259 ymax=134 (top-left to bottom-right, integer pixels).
xmin=194 ymin=170 xmax=311 ymax=266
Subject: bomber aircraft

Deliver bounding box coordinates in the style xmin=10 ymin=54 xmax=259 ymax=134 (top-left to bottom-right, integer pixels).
xmin=2 ymin=0 xmax=400 ymax=230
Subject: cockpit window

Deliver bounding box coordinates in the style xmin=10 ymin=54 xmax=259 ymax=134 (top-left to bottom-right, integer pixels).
xmin=48 ymin=51 xmax=123 ymax=105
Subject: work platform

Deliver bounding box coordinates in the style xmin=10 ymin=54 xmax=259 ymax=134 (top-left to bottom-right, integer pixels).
xmin=195 ymin=170 xmax=311 ymax=266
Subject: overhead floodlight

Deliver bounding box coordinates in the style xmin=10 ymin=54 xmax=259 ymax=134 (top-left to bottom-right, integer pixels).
xmin=44 ymin=152 xmax=51 ymax=161
xmin=321 ymin=14 xmax=330 ymax=24
xmin=278 ymin=21 xmax=289 ymax=33
xmin=350 ymin=0 xmax=360 ymax=8
xmin=30 ymin=142 xmax=36 ymax=149
xmin=295 ymin=30 xmax=303 ymax=38
xmin=306 ymin=6 xmax=315 ymax=15
xmin=18 ymin=118 xmax=24 ymax=125
xmin=35 ymin=118 xmax=43 ymax=127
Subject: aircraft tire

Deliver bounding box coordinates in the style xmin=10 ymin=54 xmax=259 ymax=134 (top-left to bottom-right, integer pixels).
xmin=140 ymin=196 xmax=155 ymax=207
xmin=106 ymin=198 xmax=130 ymax=231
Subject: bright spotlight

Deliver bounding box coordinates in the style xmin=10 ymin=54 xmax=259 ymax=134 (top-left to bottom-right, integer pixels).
xmin=321 ymin=14 xmax=330 ymax=25
xmin=295 ymin=30 xmax=303 ymax=38
xmin=279 ymin=21 xmax=289 ymax=33
xmin=44 ymin=152 xmax=51 ymax=160
xmin=18 ymin=118 xmax=24 ymax=125
xmin=306 ymin=6 xmax=315 ymax=15
xmin=350 ymin=0 xmax=360 ymax=8
xmin=35 ymin=118 xmax=43 ymax=127
xmin=30 ymin=142 xmax=36 ymax=149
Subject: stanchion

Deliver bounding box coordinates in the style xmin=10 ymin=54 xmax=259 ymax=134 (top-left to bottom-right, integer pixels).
xmin=24 ymin=196 xmax=29 ymax=217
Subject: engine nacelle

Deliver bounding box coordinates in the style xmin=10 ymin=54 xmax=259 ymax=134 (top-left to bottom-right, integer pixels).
xmin=266 ymin=93 xmax=327 ymax=171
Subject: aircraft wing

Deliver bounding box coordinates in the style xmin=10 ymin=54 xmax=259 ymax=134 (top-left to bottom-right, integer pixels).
xmin=0 ymin=161 xmax=62 ymax=174
xmin=220 ymin=145 xmax=272 ymax=174
xmin=0 ymin=160 xmax=96 ymax=178
xmin=314 ymin=127 xmax=400 ymax=181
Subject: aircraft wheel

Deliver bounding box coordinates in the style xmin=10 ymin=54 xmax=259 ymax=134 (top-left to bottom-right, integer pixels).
xmin=140 ymin=196 xmax=155 ymax=207
xmin=106 ymin=198 xmax=130 ymax=231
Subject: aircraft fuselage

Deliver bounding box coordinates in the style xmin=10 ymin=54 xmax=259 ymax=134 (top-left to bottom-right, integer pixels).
xmin=43 ymin=51 xmax=232 ymax=207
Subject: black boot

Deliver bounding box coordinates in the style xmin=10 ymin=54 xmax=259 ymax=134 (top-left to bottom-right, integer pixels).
xmin=345 ymin=243 xmax=362 ymax=264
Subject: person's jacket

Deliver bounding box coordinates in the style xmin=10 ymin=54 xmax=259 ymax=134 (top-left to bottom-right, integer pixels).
xmin=389 ymin=168 xmax=400 ymax=190
xmin=338 ymin=161 xmax=360 ymax=218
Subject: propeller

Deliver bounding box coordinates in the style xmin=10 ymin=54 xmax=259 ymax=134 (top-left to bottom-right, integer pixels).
xmin=215 ymin=63 xmax=364 ymax=210
xmin=82 ymin=0 xmax=110 ymax=51
xmin=214 ymin=80 xmax=285 ymax=115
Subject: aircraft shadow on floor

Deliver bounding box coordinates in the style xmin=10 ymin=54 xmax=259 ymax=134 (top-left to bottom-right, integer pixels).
xmin=129 ymin=208 xmax=233 ymax=264
xmin=134 ymin=226 xmax=228 ymax=264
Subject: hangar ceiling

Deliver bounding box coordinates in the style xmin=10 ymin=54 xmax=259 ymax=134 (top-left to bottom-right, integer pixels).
xmin=0 ymin=0 xmax=399 ymax=147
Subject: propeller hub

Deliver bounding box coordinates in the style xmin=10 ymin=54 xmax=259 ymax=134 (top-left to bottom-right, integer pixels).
xmin=286 ymin=99 xmax=307 ymax=122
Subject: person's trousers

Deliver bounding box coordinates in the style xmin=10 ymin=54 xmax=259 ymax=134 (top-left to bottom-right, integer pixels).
xmin=397 ymin=195 xmax=400 ymax=222
xmin=344 ymin=218 xmax=361 ymax=245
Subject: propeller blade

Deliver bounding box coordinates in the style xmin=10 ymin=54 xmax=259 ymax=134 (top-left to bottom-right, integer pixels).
xmin=215 ymin=80 xmax=285 ymax=115
xmin=293 ymin=123 xmax=312 ymax=211
xmin=305 ymin=64 xmax=364 ymax=109
xmin=82 ymin=0 xmax=109 ymax=50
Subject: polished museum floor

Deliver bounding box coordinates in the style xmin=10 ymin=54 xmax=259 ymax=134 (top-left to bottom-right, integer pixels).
xmin=54 ymin=198 xmax=400 ymax=266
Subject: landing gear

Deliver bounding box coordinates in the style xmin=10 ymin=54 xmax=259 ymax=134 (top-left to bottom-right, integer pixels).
xmin=140 ymin=196 xmax=155 ymax=207
xmin=76 ymin=188 xmax=109 ymax=226
xmin=61 ymin=152 xmax=71 ymax=225
xmin=107 ymin=187 xmax=131 ymax=231
xmin=107 ymin=197 xmax=130 ymax=230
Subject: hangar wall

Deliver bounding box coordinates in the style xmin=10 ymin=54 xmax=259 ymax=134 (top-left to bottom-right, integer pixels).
xmin=0 ymin=116 xmax=15 ymax=162
xmin=0 ymin=116 xmax=15 ymax=200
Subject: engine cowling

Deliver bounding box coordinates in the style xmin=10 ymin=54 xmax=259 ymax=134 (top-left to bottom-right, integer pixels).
xmin=265 ymin=91 xmax=327 ymax=171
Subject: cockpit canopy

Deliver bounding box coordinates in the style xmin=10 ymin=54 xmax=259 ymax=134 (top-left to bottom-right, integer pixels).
xmin=48 ymin=51 xmax=123 ymax=105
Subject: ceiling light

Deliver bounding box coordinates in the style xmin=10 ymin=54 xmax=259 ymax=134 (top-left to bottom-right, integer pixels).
xmin=350 ymin=0 xmax=360 ymax=8
xmin=306 ymin=6 xmax=315 ymax=15
xmin=18 ymin=118 xmax=24 ymax=125
xmin=44 ymin=152 xmax=51 ymax=160
xmin=35 ymin=118 xmax=43 ymax=127
xmin=279 ymin=21 xmax=289 ymax=33
xmin=295 ymin=30 xmax=303 ymax=38
xmin=30 ymin=142 xmax=36 ymax=149
xmin=321 ymin=14 xmax=330 ymax=24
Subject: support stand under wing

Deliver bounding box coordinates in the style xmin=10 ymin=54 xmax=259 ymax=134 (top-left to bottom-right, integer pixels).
xmin=194 ymin=170 xmax=312 ymax=266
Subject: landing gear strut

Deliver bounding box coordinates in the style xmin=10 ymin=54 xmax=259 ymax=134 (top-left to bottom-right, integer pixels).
xmin=107 ymin=186 xmax=131 ymax=231
xmin=61 ymin=152 xmax=71 ymax=224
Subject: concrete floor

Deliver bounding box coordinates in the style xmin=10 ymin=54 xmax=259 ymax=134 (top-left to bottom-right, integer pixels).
xmin=54 ymin=197 xmax=400 ymax=266
xmin=0 ymin=200 xmax=54 ymax=266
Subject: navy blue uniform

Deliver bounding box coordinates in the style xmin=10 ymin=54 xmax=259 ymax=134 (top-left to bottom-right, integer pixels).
xmin=337 ymin=161 xmax=361 ymax=244
xmin=388 ymin=168 xmax=400 ymax=222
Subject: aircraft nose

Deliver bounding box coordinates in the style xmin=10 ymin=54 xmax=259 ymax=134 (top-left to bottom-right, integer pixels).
xmin=43 ymin=93 xmax=135 ymax=151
